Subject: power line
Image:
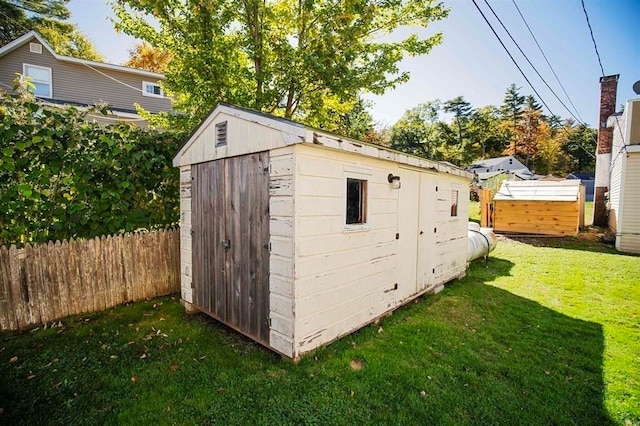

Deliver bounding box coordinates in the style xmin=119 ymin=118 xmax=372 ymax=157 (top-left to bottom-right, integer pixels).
xmin=581 ymin=0 xmax=627 ymax=163
xmin=581 ymin=0 xmax=605 ymax=76
xmin=482 ymin=0 xmax=584 ymax=125
xmin=470 ymin=0 xmax=595 ymax=159
xmin=511 ymin=0 xmax=585 ymax=124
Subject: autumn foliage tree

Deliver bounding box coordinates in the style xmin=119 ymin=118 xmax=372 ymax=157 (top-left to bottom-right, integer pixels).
xmin=123 ymin=42 xmax=171 ymax=73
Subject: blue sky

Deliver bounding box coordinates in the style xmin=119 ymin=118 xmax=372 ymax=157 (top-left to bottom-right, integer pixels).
xmin=68 ymin=0 xmax=638 ymax=128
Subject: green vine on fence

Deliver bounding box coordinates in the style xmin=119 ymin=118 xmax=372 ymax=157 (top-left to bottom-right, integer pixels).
xmin=0 ymin=87 xmax=185 ymax=246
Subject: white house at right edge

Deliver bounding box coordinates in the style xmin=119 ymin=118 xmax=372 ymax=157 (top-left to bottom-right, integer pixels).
xmin=594 ymin=75 xmax=640 ymax=254
xmin=607 ymin=96 xmax=640 ymax=254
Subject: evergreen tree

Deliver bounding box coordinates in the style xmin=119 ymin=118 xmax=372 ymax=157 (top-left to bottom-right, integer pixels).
xmin=500 ymin=83 xmax=525 ymax=158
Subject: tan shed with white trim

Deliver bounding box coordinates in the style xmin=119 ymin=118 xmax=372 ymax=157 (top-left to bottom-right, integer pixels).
xmin=173 ymin=103 xmax=473 ymax=359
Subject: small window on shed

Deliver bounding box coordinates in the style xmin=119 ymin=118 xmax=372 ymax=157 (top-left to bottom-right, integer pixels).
xmin=215 ymin=121 xmax=228 ymax=147
xmin=346 ymin=178 xmax=367 ymax=224
xmin=450 ymin=189 xmax=459 ymax=217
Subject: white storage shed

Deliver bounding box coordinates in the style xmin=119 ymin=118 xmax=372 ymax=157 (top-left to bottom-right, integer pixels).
xmin=173 ymin=103 xmax=473 ymax=360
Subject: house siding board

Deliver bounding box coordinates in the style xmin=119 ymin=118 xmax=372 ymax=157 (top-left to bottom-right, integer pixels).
xmin=268 ymin=146 xmax=295 ymax=357
xmin=618 ymin=152 xmax=640 ymax=253
xmin=179 ymin=166 xmax=193 ymax=303
xmin=608 ymin=116 xmax=626 ymax=233
xmin=0 ymin=42 xmax=171 ymax=113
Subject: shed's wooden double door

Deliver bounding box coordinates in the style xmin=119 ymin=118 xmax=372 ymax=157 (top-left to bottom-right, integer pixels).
xmin=191 ymin=152 xmax=270 ymax=345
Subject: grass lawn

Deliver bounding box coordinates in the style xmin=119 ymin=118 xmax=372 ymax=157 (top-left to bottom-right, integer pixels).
xmin=1 ymin=236 xmax=638 ymax=425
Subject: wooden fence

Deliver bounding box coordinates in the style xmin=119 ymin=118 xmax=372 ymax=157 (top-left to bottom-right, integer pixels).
xmin=0 ymin=229 xmax=180 ymax=332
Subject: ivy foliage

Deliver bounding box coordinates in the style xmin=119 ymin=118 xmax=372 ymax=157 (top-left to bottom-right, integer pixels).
xmin=0 ymin=90 xmax=185 ymax=246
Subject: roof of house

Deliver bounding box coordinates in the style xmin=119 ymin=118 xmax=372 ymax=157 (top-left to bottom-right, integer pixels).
xmin=0 ymin=31 xmax=164 ymax=80
xmin=494 ymin=180 xmax=582 ymax=202
xmin=474 ymin=170 xmax=508 ymax=180
xmin=174 ymin=102 xmax=474 ymax=179
xmin=467 ymin=155 xmax=521 ymax=169
xmin=567 ymin=172 xmax=595 ymax=180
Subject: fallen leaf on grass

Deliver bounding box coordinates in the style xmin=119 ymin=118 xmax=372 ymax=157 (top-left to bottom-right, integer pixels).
xmin=131 ymin=376 xmax=138 ymax=383
xmin=140 ymin=353 xmax=148 ymax=359
xmin=9 ymin=356 xmax=18 ymax=363
xmin=170 ymin=365 xmax=179 ymax=372
xmin=350 ymin=390 xmax=355 ymax=397
xmin=420 ymin=391 xmax=427 ymax=397
xmin=27 ymin=374 xmax=36 ymax=380
xmin=545 ymin=370 xmax=550 ymax=376
xmin=110 ymin=355 xmax=118 ymax=359
xmin=377 ymin=327 xmax=383 ymax=334
xmin=350 ymin=359 xmax=363 ymax=371
xmin=216 ymin=387 xmax=226 ymax=393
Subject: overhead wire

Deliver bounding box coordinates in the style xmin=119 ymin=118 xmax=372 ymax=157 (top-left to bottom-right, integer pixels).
xmin=580 ymin=0 xmax=627 ymax=173
xmin=483 ymin=0 xmax=585 ymax=126
xmin=511 ymin=0 xmax=585 ymax=124
xmin=471 ymin=0 xmax=595 ymax=158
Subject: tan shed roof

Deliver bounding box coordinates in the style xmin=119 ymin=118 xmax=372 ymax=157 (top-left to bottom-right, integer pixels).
xmin=494 ymin=180 xmax=582 ymax=202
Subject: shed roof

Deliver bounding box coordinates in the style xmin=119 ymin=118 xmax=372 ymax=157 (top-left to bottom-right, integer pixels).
xmin=173 ymin=103 xmax=473 ymax=179
xmin=494 ymin=180 xmax=582 ymax=202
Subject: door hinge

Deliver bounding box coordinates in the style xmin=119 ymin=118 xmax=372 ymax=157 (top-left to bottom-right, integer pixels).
xmin=263 ymin=163 xmax=271 ymax=174
xmin=395 ymin=233 xmax=400 ymax=240
xmin=264 ymin=242 xmax=272 ymax=251
xmin=433 ymin=227 xmax=437 ymax=233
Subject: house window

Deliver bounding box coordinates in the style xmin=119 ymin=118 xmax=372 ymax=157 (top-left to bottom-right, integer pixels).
xmin=142 ymin=81 xmax=163 ymax=98
xmin=451 ymin=189 xmax=458 ymax=217
xmin=346 ymin=178 xmax=367 ymax=224
xmin=23 ymin=64 xmax=52 ymax=98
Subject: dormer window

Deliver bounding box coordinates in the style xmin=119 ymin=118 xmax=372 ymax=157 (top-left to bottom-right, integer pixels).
xmin=23 ymin=64 xmax=52 ymax=98
xmin=142 ymin=81 xmax=163 ymax=98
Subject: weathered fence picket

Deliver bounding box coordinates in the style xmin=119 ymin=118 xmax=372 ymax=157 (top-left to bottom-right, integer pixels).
xmin=0 ymin=229 xmax=180 ymax=332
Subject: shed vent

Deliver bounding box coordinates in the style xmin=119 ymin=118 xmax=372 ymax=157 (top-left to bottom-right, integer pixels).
xmin=29 ymin=43 xmax=42 ymax=54
xmin=215 ymin=121 xmax=228 ymax=147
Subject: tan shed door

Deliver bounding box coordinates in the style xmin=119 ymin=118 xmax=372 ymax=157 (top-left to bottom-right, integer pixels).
xmin=191 ymin=152 xmax=270 ymax=346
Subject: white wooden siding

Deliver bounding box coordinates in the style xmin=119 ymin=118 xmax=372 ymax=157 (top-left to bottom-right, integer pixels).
xmin=618 ymin=152 xmax=640 ymax=253
xmin=268 ymin=146 xmax=296 ymax=357
xmin=292 ymin=144 xmax=469 ymax=356
xmin=178 ymin=166 xmax=193 ymax=303
xmin=608 ymin=112 xmax=627 ymax=233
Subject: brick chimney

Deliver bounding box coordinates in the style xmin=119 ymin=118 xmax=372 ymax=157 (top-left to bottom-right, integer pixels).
xmin=593 ymin=74 xmax=619 ymax=227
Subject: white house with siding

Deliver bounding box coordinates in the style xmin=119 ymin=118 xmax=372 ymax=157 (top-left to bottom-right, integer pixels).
xmin=173 ymin=103 xmax=473 ymax=360
xmin=607 ymin=98 xmax=640 ymax=254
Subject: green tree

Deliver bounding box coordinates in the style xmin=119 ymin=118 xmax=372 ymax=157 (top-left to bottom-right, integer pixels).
xmin=0 ymin=0 xmax=69 ymax=45
xmin=0 ymin=0 xmax=103 ymax=61
xmin=443 ymin=96 xmax=473 ymax=147
xmin=560 ymin=121 xmax=597 ymax=173
xmin=468 ymin=105 xmax=506 ymax=159
xmin=112 ymin=0 xmax=449 ymax=129
xmin=389 ymin=100 xmax=441 ymax=157
xmin=500 ymin=83 xmax=525 ymax=157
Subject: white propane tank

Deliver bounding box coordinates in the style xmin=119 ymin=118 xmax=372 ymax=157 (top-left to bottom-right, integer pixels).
xmin=467 ymin=222 xmax=498 ymax=262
